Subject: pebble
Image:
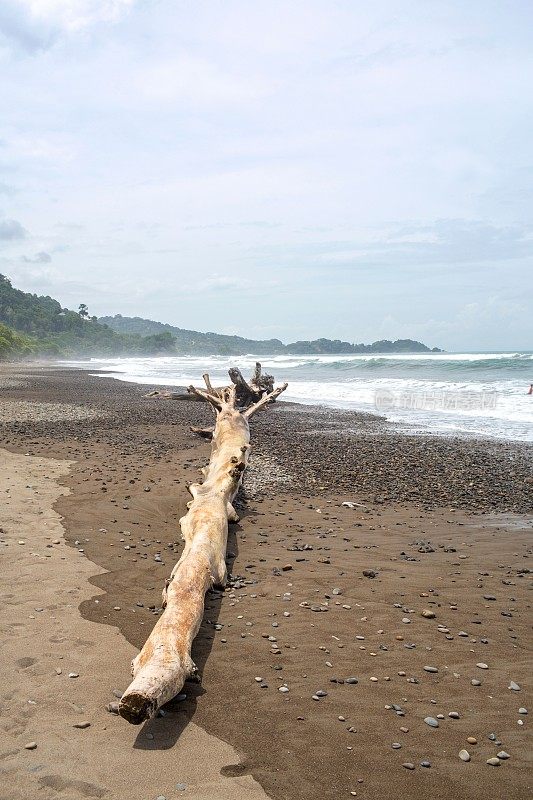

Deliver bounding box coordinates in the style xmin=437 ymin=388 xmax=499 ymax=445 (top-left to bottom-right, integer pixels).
xmin=518 ymin=707 xmax=528 ymax=715
xmin=345 ymin=677 xmax=358 ymax=684
xmin=509 ymin=681 xmax=521 ymax=691
xmin=424 ymin=717 xmax=439 ymax=728
xmin=448 ymin=712 xmax=460 ymax=719
xmin=73 ymin=721 xmax=91 ymax=729
xmin=476 ymin=662 xmax=488 ymax=669
xmin=402 ymin=762 xmax=415 ymax=770
xmin=466 ymin=737 xmax=477 ymax=744
xmin=421 ymin=609 xmax=435 ymax=619
xmin=471 ymin=679 xmax=482 ymax=686
xmin=423 ymin=666 xmax=438 ymax=673
xmin=278 ymin=686 xmax=289 ymax=693
xmin=106 ymin=702 xmax=119 ymax=714
xmin=420 ymin=761 xmax=431 ymax=768
xmin=392 ymin=743 xmax=402 ymax=749
xmin=486 ymin=757 xmax=500 ymax=766
xmin=24 ymin=742 xmax=37 ymax=750
xmin=497 ymin=751 xmax=510 ymax=760
xmin=68 ymin=672 xmax=79 ymax=678
xmin=459 ymin=750 xmax=470 ymax=761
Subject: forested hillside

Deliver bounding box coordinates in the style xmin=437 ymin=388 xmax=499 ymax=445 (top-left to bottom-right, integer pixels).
xmin=98 ymin=314 xmax=286 ymax=355
xmin=0 ymin=274 xmax=439 ymax=360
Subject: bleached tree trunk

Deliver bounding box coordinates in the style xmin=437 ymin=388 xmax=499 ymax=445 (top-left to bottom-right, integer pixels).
xmin=118 ymin=374 xmax=287 ymax=725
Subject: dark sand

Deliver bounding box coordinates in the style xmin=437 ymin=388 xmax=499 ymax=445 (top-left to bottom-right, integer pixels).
xmin=1 ymin=364 xmax=532 ymax=800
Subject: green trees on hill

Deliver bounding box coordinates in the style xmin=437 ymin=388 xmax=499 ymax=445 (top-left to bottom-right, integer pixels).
xmin=0 ymin=322 xmax=35 ymax=358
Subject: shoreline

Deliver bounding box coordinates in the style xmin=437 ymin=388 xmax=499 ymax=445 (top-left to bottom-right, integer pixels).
xmin=1 ymin=364 xmax=532 ymax=800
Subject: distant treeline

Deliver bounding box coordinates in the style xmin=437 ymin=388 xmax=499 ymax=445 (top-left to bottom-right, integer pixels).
xmin=0 ymin=274 xmax=440 ymax=359
xmin=100 ymin=314 xmax=440 ymax=355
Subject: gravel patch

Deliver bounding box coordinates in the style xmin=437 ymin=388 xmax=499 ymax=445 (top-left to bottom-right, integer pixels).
xmin=0 ymin=399 xmax=106 ymax=422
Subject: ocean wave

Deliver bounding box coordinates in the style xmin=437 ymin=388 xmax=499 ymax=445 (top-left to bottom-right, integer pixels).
xmin=61 ymin=353 xmax=533 ymax=442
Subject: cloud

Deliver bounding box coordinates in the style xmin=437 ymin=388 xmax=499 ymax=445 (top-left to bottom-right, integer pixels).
xmin=0 ymin=218 xmax=28 ymax=241
xmin=0 ymin=181 xmax=17 ymax=196
xmin=0 ymin=0 xmax=135 ymax=53
xmin=259 ymin=220 xmax=533 ymax=271
xmin=21 ymin=250 xmax=52 ymax=263
xmin=0 ymin=2 xmax=55 ymax=53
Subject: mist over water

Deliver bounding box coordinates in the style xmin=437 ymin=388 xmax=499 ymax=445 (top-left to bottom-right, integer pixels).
xmin=63 ymin=352 xmax=533 ymax=442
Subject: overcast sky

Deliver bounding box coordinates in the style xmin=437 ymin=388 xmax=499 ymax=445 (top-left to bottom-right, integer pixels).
xmin=1 ymin=1 xmax=532 ymax=350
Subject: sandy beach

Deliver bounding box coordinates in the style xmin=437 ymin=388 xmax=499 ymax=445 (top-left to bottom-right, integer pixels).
xmin=1 ymin=363 xmax=531 ymax=800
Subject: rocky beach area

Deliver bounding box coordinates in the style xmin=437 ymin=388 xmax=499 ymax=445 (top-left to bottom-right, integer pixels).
xmin=1 ymin=363 xmax=531 ymax=800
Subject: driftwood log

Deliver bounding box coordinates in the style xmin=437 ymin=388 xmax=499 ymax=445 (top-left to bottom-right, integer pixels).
xmin=118 ymin=366 xmax=287 ymax=724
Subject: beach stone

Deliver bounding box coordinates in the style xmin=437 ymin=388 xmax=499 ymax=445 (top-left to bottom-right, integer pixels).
xmin=420 ymin=761 xmax=431 ymax=768
xmin=423 ymin=666 xmax=438 ymax=673
xmin=497 ymin=751 xmax=510 ymax=760
xmin=518 ymin=707 xmax=527 ymax=714
xmin=486 ymin=758 xmax=501 ymax=766
xmin=106 ymin=702 xmax=119 ymax=714
xmin=467 ymin=737 xmax=477 ymax=744
xmin=509 ymin=681 xmax=521 ymax=691
xmin=363 ymin=570 xmax=376 ymax=578
xmin=448 ymin=712 xmax=460 ymax=719
xmin=402 ymin=762 xmax=415 ymax=770
xmin=345 ymin=677 xmax=358 ymax=684
xmin=278 ymin=686 xmax=289 ymax=693
xmin=73 ymin=721 xmax=91 ymax=728
xmin=315 ymin=690 xmax=327 ymax=697
xmin=471 ymin=679 xmax=482 ymax=686
xmin=476 ymin=663 xmax=489 ymax=670
xmin=459 ymin=750 xmax=470 ymax=762
xmin=424 ymin=717 xmax=439 ymax=728
xmin=24 ymin=742 xmax=37 ymax=750
xmin=402 ymin=618 xmax=411 ymax=624
xmin=421 ymin=609 xmax=435 ymax=618
xmin=68 ymin=672 xmax=79 ymax=678
xmin=392 ymin=743 xmax=402 ymax=749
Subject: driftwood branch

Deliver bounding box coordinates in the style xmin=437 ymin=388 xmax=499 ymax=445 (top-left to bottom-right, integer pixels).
xmin=119 ymin=367 xmax=287 ymax=724
xmin=145 ymin=362 xmax=279 ymax=410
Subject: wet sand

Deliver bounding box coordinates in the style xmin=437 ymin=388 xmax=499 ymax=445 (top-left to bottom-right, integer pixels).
xmin=1 ymin=364 xmax=532 ymax=800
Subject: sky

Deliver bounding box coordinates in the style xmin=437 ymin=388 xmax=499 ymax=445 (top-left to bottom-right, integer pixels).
xmin=0 ymin=0 xmax=532 ymax=350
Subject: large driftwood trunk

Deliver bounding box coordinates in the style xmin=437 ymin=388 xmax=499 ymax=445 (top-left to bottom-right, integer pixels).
xmin=119 ymin=370 xmax=287 ymax=724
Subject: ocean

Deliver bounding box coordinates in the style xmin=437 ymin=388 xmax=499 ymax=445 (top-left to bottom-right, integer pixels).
xmin=63 ymin=352 xmax=533 ymax=443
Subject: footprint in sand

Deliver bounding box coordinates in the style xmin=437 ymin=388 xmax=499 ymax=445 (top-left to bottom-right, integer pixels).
xmin=39 ymin=775 xmax=107 ymax=798
xmin=15 ymin=657 xmax=37 ymax=668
